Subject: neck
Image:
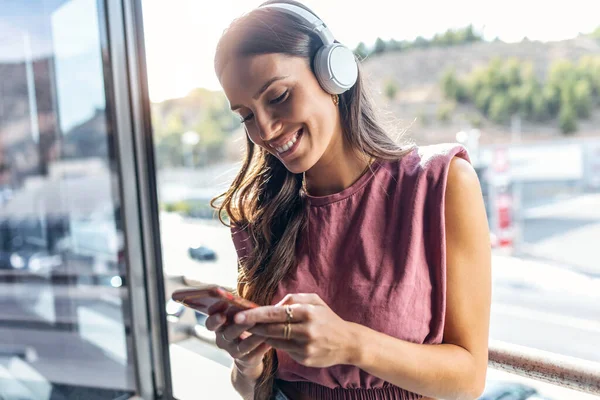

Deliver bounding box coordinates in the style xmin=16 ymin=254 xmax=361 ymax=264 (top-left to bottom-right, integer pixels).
xmin=304 ymin=135 xmax=372 ymax=197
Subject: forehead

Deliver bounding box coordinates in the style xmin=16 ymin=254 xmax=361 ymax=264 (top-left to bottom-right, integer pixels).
xmin=219 ymin=53 xmax=307 ymax=104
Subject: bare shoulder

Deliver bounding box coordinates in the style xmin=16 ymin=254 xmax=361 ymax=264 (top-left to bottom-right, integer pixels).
xmin=447 ymin=156 xmax=481 ymax=196
xmin=444 ymin=155 xmax=488 ymax=242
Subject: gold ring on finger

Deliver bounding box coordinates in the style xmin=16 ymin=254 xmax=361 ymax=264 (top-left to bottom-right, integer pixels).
xmin=285 ymin=304 xmax=293 ymax=323
xmin=283 ymin=322 xmax=292 ymax=340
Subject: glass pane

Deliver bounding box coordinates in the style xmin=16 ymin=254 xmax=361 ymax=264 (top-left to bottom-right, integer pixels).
xmin=141 ymin=1 xmax=600 ymax=398
xmin=0 ymin=0 xmax=136 ymax=398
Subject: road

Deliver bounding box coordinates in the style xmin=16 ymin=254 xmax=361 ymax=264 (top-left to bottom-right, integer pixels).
xmin=517 ymin=192 xmax=600 ymax=277
xmin=158 ymin=213 xmax=600 ymax=363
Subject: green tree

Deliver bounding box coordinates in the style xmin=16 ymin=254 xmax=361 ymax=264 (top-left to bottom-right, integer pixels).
xmin=436 ymin=102 xmax=455 ymax=123
xmin=373 ymin=37 xmax=386 ymax=54
xmin=516 ymin=78 xmax=539 ymax=118
xmin=488 ymin=93 xmax=511 ymax=123
xmin=531 ymin=94 xmax=550 ymax=121
xmin=487 ymin=57 xmax=507 ymax=91
xmin=413 ymin=36 xmax=429 ymax=49
xmin=543 ymin=85 xmax=561 ymax=117
xmin=507 ymin=86 xmax=522 ymax=115
xmin=436 ymin=53 xmax=600 ymax=131
xmin=559 ymin=104 xmax=578 ymax=134
xmin=354 ymin=42 xmax=369 ymax=60
xmin=384 ymin=79 xmax=399 ymax=100
xmin=467 ymin=67 xmax=489 ymax=99
xmin=441 ymin=68 xmax=459 ymax=100
xmin=388 ymin=39 xmax=402 ymax=51
xmin=474 ymin=87 xmax=494 ymax=115
xmin=549 ymin=60 xmax=576 ymax=90
xmin=573 ymin=80 xmax=593 ymax=118
xmin=164 ymin=112 xmax=184 ymax=137
xmin=505 ymin=58 xmax=522 ymax=87
xmin=464 ymin=25 xmax=480 ymax=42
xmin=577 ymin=56 xmax=600 ymax=96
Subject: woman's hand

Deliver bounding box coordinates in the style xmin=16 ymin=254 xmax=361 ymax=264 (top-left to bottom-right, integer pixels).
xmin=234 ymin=293 xmax=357 ymax=368
xmin=204 ymin=301 xmax=271 ymax=379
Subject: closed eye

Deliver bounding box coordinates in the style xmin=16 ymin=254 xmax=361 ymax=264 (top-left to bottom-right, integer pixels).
xmin=240 ymin=113 xmax=254 ymax=123
xmin=270 ymin=90 xmax=289 ymax=105
xmin=239 ymin=90 xmax=288 ymax=124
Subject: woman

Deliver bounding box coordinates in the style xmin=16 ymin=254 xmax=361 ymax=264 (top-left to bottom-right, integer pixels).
xmin=206 ymin=1 xmax=491 ymax=399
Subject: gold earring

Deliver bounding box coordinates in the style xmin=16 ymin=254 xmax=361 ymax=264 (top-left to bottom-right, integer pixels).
xmin=332 ymin=94 xmax=339 ymax=106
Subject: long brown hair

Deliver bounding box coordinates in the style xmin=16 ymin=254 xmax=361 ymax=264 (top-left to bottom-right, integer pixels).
xmin=212 ymin=1 xmax=414 ymax=398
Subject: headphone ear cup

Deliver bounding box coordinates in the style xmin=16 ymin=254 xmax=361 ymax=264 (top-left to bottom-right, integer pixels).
xmin=314 ymin=44 xmax=358 ymax=95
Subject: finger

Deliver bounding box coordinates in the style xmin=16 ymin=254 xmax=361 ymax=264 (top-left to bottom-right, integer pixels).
xmin=235 ymin=333 xmax=267 ymax=357
xmin=214 ymin=328 xmax=247 ymax=352
xmin=265 ymin=338 xmax=302 ymax=352
xmin=207 ymin=301 xmax=229 ymax=315
xmin=248 ymin=323 xmax=284 ymax=338
xmin=214 ymin=329 xmax=231 ymax=350
xmin=249 ymin=322 xmax=306 ymax=340
xmin=222 ymin=322 xmax=254 ymax=342
xmin=236 ymin=342 xmax=271 ymax=369
xmin=236 ymin=303 xmax=310 ymax=325
xmin=204 ymin=313 xmax=226 ymax=332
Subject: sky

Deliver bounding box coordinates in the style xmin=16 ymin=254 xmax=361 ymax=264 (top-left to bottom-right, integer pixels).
xmin=141 ymin=0 xmax=600 ymax=103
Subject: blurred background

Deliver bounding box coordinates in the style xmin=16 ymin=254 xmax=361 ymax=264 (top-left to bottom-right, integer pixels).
xmin=0 ymin=1 xmax=599 ymax=399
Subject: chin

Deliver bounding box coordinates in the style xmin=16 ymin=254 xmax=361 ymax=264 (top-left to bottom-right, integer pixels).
xmin=280 ymin=160 xmax=306 ymax=175
xmin=274 ymin=154 xmax=313 ymax=175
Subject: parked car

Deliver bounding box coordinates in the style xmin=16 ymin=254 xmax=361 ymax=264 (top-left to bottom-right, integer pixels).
xmin=188 ymin=245 xmax=216 ymax=261
xmin=9 ymin=249 xmax=62 ymax=275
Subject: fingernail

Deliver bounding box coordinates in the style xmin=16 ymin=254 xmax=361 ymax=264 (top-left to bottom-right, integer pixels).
xmin=216 ymin=314 xmax=224 ymax=323
xmin=235 ymin=313 xmax=246 ymax=324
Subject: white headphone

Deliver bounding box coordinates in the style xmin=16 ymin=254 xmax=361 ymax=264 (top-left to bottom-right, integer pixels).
xmin=260 ymin=3 xmax=358 ymax=95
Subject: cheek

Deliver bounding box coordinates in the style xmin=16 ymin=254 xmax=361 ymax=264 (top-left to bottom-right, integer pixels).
xmin=246 ymin=130 xmax=267 ymax=152
xmin=308 ymin=103 xmax=337 ymax=144
xmin=291 ymin=92 xmax=333 ymax=136
xmin=245 ymin=128 xmax=260 ymax=145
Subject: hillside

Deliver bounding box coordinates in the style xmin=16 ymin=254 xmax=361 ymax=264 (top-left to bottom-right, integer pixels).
xmin=151 ymin=35 xmax=600 ymax=169
xmin=360 ymin=36 xmax=600 ymax=145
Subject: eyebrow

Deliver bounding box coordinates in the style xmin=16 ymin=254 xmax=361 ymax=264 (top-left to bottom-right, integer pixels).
xmin=230 ymin=75 xmax=289 ymax=111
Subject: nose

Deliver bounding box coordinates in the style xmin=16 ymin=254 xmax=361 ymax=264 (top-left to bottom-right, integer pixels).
xmin=255 ymin=111 xmax=282 ymax=142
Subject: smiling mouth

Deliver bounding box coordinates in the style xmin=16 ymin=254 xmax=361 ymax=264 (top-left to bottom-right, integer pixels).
xmin=273 ymin=129 xmax=302 ymax=154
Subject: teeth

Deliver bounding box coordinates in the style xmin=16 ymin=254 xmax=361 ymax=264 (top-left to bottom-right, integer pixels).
xmin=275 ymin=131 xmax=299 ymax=154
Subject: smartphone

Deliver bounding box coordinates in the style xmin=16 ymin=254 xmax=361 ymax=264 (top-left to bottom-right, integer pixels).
xmin=171 ymin=284 xmax=259 ymax=317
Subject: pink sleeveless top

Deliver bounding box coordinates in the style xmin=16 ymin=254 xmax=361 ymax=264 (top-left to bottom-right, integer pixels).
xmin=231 ymin=144 xmax=470 ymax=400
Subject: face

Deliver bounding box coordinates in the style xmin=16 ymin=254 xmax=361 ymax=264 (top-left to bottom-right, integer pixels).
xmin=219 ymin=53 xmax=341 ymax=174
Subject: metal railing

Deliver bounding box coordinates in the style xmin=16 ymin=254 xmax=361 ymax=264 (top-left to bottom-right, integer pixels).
xmin=489 ymin=340 xmax=600 ymax=396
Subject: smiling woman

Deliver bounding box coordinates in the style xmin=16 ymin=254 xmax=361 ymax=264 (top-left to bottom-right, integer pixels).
xmin=201 ymin=1 xmax=492 ymax=400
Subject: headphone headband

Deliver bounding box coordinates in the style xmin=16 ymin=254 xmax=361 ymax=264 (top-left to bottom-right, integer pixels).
xmin=258 ymin=2 xmax=358 ymax=94
xmin=260 ymin=3 xmax=335 ymax=46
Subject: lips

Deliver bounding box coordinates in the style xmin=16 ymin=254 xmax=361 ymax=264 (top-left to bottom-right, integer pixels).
xmin=269 ymin=128 xmax=302 ymax=154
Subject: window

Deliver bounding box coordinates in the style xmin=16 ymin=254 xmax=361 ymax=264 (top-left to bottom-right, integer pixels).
xmin=0 ymin=1 xmax=138 ymax=398
xmin=141 ymin=1 xmax=600 ymax=398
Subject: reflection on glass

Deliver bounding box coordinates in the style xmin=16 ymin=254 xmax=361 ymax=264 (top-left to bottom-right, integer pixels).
xmin=0 ymin=0 xmax=135 ymax=398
